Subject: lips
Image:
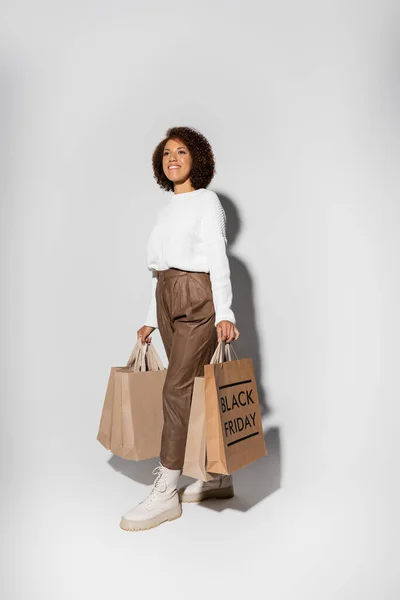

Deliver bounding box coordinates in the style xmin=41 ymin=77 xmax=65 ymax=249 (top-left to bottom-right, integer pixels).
xmin=168 ymin=165 xmax=180 ymax=170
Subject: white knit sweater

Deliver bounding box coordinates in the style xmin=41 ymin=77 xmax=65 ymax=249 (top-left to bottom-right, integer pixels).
xmin=144 ymin=188 xmax=236 ymax=328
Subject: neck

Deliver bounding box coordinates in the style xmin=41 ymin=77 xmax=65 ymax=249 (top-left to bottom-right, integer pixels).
xmin=173 ymin=182 xmax=196 ymax=195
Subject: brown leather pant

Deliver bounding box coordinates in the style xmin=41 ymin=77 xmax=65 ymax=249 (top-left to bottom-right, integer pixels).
xmin=155 ymin=267 xmax=218 ymax=470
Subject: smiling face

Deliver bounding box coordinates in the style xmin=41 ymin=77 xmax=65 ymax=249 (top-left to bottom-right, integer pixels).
xmin=162 ymin=138 xmax=193 ymax=187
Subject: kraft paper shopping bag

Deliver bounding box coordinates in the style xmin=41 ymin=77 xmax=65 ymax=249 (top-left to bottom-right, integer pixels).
xmin=182 ymin=377 xmax=214 ymax=482
xmin=97 ymin=366 xmax=118 ymax=451
xmin=204 ymin=341 xmax=267 ymax=474
xmin=97 ymin=340 xmax=167 ymax=460
xmin=98 ymin=338 xmax=147 ymax=451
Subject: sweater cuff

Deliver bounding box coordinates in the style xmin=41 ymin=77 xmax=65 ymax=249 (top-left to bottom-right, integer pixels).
xmin=144 ymin=272 xmax=158 ymax=329
xmin=214 ymin=308 xmax=236 ymax=327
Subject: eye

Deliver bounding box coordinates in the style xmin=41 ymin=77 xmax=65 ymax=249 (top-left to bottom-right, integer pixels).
xmin=178 ymin=150 xmax=186 ymax=154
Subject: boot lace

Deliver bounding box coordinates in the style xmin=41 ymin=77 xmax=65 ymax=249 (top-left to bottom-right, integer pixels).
xmin=144 ymin=463 xmax=168 ymax=506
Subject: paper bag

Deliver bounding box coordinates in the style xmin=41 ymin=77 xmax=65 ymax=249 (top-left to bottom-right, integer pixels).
xmin=182 ymin=377 xmax=214 ymax=482
xmin=97 ymin=339 xmax=167 ymax=460
xmin=204 ymin=341 xmax=267 ymax=474
xmin=96 ymin=365 xmax=118 ymax=450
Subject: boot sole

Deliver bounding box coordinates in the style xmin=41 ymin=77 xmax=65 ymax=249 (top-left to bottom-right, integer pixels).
xmin=179 ymin=486 xmax=234 ymax=503
xmin=119 ymin=503 xmax=182 ymax=532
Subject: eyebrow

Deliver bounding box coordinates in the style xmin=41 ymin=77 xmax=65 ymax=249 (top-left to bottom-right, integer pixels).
xmin=164 ymin=146 xmax=187 ymax=151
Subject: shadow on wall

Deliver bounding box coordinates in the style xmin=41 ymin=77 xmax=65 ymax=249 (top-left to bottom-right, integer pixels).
xmin=108 ymin=190 xmax=282 ymax=509
xmin=217 ymin=191 xmax=271 ymax=419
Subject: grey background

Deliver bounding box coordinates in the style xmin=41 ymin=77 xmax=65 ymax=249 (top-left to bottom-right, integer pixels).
xmin=1 ymin=1 xmax=399 ymax=599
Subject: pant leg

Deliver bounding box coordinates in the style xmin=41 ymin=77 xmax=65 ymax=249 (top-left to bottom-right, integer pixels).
xmin=157 ymin=270 xmax=218 ymax=470
xmin=155 ymin=271 xmax=174 ymax=360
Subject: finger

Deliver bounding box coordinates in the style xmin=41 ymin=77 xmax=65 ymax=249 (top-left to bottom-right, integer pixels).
xmin=227 ymin=327 xmax=235 ymax=343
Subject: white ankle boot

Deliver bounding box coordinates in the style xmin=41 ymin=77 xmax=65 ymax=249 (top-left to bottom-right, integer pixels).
xmin=120 ymin=463 xmax=182 ymax=531
xmin=179 ymin=473 xmax=234 ymax=503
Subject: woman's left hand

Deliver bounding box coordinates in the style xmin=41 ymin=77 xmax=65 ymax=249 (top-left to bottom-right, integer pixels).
xmin=216 ymin=320 xmax=240 ymax=343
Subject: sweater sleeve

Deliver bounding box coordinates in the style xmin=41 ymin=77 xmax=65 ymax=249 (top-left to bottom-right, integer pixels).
xmin=201 ymin=193 xmax=236 ymax=326
xmin=144 ymin=270 xmax=158 ymax=329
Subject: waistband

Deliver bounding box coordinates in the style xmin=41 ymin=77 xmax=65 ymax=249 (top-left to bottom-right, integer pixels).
xmin=155 ymin=268 xmax=210 ymax=280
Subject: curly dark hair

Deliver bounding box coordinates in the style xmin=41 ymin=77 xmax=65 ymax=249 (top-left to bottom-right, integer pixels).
xmin=152 ymin=126 xmax=216 ymax=192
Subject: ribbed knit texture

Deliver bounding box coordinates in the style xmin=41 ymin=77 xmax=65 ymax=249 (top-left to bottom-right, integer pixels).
xmin=144 ymin=188 xmax=236 ymax=328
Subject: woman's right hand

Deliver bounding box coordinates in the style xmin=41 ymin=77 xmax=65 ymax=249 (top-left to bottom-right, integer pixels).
xmin=137 ymin=325 xmax=155 ymax=345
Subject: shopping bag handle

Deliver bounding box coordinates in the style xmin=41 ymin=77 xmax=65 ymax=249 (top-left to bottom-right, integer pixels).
xmin=225 ymin=342 xmax=239 ymax=361
xmin=126 ymin=339 xmax=166 ymax=372
xmin=125 ymin=339 xmax=147 ymax=372
xmin=210 ymin=340 xmax=239 ymax=365
xmin=145 ymin=343 xmax=165 ymax=371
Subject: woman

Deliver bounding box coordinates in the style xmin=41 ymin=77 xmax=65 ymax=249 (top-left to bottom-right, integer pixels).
xmin=120 ymin=126 xmax=240 ymax=532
